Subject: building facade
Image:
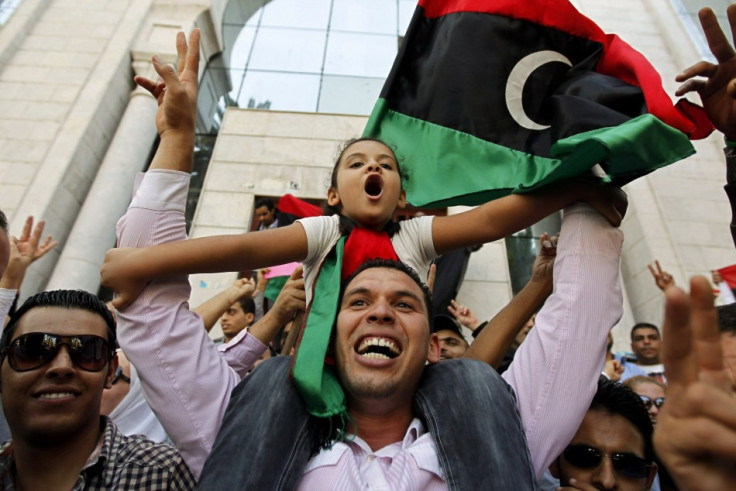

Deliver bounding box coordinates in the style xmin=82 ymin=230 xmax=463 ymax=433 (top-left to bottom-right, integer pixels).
xmin=0 ymin=0 xmax=733 ymax=348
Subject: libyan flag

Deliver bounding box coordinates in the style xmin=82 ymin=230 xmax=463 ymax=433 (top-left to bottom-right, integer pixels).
xmin=363 ymin=0 xmax=713 ymax=207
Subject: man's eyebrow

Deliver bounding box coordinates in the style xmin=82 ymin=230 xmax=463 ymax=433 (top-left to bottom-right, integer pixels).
xmin=343 ymin=286 xmax=371 ymax=298
xmin=394 ymin=290 xmax=423 ymax=303
xmin=342 ymin=287 xmax=423 ymax=304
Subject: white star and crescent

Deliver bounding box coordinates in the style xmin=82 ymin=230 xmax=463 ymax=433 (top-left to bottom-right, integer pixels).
xmin=505 ymin=50 xmax=572 ymax=131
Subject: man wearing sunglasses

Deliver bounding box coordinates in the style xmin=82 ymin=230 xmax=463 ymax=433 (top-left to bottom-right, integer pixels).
xmin=549 ymin=378 xmax=657 ymax=490
xmin=0 ymin=290 xmax=196 ymax=489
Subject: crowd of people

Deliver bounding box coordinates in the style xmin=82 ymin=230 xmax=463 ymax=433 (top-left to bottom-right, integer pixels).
xmin=0 ymin=5 xmax=735 ymax=490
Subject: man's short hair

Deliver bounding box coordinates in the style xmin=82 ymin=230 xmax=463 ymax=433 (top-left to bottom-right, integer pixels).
xmin=630 ymin=322 xmax=660 ymax=340
xmin=0 ymin=210 xmax=7 ymax=232
xmin=1 ymin=290 xmax=117 ymax=356
xmin=590 ymin=377 xmax=654 ymax=463
xmin=717 ymin=303 xmax=736 ymax=335
xmin=255 ymin=198 xmax=276 ymax=211
xmin=432 ymin=315 xmax=467 ymax=343
xmin=237 ymin=296 xmax=256 ymax=316
xmin=340 ymin=259 xmax=433 ymax=321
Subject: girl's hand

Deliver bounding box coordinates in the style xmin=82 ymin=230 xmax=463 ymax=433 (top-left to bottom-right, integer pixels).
xmin=581 ymin=182 xmax=628 ymax=227
xmin=101 ymin=248 xmax=148 ymax=310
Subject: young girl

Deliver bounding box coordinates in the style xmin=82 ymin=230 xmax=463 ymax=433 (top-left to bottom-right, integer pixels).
xmin=102 ymin=134 xmax=625 ymax=308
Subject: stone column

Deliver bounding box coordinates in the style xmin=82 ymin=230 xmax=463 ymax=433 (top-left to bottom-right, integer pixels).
xmin=46 ymin=76 xmax=157 ymax=292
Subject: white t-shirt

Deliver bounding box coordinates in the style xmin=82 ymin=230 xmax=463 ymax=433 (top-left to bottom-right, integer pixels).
xmin=635 ymin=362 xmax=666 ymax=383
xmin=297 ymin=214 xmax=437 ymax=305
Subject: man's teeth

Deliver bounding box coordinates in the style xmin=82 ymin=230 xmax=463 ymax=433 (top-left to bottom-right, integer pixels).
xmin=357 ymin=337 xmax=400 ymax=358
xmin=362 ymin=352 xmax=390 ymax=360
xmin=39 ymin=393 xmax=74 ymax=399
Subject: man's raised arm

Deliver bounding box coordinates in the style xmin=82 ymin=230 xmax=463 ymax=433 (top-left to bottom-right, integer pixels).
xmin=503 ymin=204 xmax=624 ymax=477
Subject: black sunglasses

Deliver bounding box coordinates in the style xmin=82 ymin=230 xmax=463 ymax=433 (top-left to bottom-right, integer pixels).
xmin=639 ymin=395 xmax=665 ymax=410
xmin=563 ymin=444 xmax=652 ymax=479
xmin=2 ymin=333 xmax=112 ymax=372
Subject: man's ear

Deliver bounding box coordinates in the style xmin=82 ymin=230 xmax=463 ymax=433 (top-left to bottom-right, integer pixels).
xmin=104 ymin=354 xmax=119 ymax=390
xmin=427 ymin=333 xmax=441 ymax=364
xmin=549 ymin=457 xmax=561 ymax=479
xmin=245 ymin=313 xmax=255 ymax=327
xmin=327 ymin=188 xmax=341 ymax=208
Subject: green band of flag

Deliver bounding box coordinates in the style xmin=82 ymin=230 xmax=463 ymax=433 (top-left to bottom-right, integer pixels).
xmin=364 ymin=98 xmax=695 ymax=208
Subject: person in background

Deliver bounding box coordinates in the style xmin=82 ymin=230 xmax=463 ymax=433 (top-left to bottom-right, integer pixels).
xmin=624 ymin=376 xmax=666 ymax=426
xmin=0 ymin=290 xmax=195 ymax=489
xmin=431 ymin=314 xmax=469 ymax=360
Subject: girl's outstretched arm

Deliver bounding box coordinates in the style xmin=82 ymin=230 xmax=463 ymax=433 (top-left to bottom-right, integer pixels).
xmin=102 ymin=223 xmax=309 ymax=309
xmin=432 ymin=179 xmax=626 ymax=255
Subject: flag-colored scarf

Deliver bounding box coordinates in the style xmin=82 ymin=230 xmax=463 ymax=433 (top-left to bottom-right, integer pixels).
xmin=291 ymin=221 xmax=399 ymax=434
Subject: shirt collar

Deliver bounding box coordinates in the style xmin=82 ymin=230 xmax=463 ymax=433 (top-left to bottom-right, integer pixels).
xmin=87 ymin=416 xmax=121 ymax=487
xmin=303 ymin=417 xmax=429 ymax=471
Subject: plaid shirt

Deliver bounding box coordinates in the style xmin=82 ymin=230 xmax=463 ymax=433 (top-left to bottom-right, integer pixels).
xmin=0 ymin=417 xmax=196 ymax=490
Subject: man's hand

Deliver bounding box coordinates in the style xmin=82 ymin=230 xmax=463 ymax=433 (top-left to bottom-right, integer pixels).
xmin=134 ymin=29 xmax=200 ymax=140
xmin=530 ymin=232 xmax=557 ymax=288
xmin=0 ymin=216 xmax=58 ymax=289
xmin=268 ymin=266 xmax=306 ymax=327
xmin=226 ymin=278 xmax=255 ymax=304
xmin=676 ymin=6 xmax=736 ymax=141
xmin=653 ymin=276 xmax=736 ymax=490
xmin=647 ymin=260 xmax=675 ymax=291
xmin=447 ymin=299 xmax=481 ymax=330
xmin=603 ymin=358 xmax=624 ymax=382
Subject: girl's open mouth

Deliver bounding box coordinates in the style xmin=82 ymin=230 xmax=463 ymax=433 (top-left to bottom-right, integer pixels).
xmin=365 ymin=175 xmax=383 ymax=198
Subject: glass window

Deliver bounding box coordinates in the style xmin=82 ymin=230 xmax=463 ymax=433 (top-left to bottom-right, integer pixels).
xmin=260 ymin=0 xmax=331 ymax=29
xmin=323 ymin=31 xmax=397 ymax=77
xmin=0 ymin=0 xmax=22 ymax=25
xmin=238 ymin=71 xmax=321 ymax=112
xmin=247 ymin=26 xmax=327 ymax=73
xmin=318 ymin=74 xmax=385 ymax=114
xmin=330 ymin=0 xmax=398 ymax=35
xmin=505 ymin=213 xmax=561 ymax=295
xmin=229 ymin=25 xmax=257 ymax=71
xmin=399 ymin=0 xmax=417 ymax=35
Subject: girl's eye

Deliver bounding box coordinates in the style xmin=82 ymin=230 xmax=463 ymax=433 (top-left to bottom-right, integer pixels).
xmin=350 ymin=161 xmax=363 ymax=168
xmin=380 ymin=163 xmax=393 ymax=170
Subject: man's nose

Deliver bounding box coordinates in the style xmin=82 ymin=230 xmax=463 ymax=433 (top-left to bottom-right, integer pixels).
xmin=592 ymin=456 xmax=617 ymax=490
xmin=367 ymin=300 xmax=394 ymax=323
xmin=45 ymin=346 xmax=75 ymax=376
